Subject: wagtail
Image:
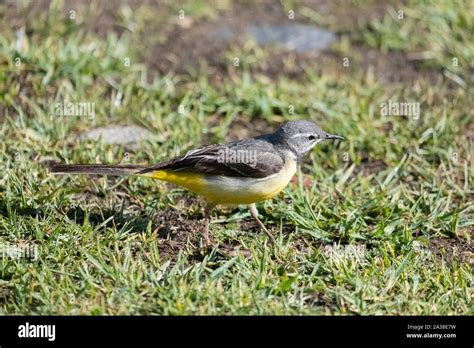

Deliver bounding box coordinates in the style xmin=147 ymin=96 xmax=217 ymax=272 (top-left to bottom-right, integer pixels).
xmin=49 ymin=120 xmax=344 ymax=244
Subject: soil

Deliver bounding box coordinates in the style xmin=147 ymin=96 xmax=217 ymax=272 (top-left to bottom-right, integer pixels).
xmin=139 ymin=2 xmax=442 ymax=85
xmin=226 ymin=117 xmax=274 ymax=141
xmin=427 ymin=228 xmax=473 ymax=266
xmin=353 ymin=159 xmax=389 ymax=177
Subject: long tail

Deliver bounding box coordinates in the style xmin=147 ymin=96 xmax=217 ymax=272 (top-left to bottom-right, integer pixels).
xmin=48 ymin=163 xmax=145 ymax=176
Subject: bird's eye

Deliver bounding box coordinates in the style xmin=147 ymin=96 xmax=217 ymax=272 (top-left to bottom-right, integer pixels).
xmin=308 ymin=135 xmax=317 ymax=141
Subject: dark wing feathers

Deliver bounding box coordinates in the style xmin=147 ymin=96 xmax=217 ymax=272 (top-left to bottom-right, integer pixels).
xmin=138 ymin=140 xmax=284 ymax=178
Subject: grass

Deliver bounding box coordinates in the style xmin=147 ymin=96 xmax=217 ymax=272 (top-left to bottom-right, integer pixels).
xmin=362 ymin=0 xmax=474 ymax=74
xmin=0 ymin=0 xmax=472 ymax=315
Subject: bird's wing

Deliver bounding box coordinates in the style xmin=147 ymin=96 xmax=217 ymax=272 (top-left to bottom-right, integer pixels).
xmin=137 ymin=140 xmax=285 ymax=178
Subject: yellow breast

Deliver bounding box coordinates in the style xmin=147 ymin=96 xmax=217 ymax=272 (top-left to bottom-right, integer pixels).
xmin=140 ymin=153 xmax=297 ymax=205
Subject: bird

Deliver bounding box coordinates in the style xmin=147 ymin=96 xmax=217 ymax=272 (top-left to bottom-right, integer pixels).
xmin=49 ymin=120 xmax=344 ymax=245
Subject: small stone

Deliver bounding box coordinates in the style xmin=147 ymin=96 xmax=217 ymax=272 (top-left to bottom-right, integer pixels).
xmin=80 ymin=126 xmax=153 ymax=145
xmin=248 ymin=24 xmax=336 ymax=53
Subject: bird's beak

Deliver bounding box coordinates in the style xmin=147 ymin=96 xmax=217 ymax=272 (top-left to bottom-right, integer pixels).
xmin=325 ymin=133 xmax=345 ymax=141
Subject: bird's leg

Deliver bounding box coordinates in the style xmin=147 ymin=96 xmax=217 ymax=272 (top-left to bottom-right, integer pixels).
xmin=248 ymin=203 xmax=275 ymax=243
xmin=202 ymin=202 xmax=216 ymax=246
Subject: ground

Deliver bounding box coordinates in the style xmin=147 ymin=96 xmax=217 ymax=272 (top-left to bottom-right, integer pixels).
xmin=0 ymin=0 xmax=472 ymax=315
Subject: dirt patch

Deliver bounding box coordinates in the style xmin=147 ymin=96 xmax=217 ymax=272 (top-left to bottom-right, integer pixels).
xmin=304 ymin=291 xmax=332 ymax=307
xmin=151 ymin=208 xmax=204 ymax=260
xmin=138 ymin=0 xmax=442 ymax=85
xmin=143 ymin=18 xmax=441 ymax=85
xmin=152 ymin=199 xmax=255 ymax=261
xmin=298 ymin=46 xmax=444 ymax=86
xmin=2 ymin=0 xmax=448 ymax=85
xmin=296 ymin=0 xmax=401 ymax=33
xmin=427 ymin=229 xmax=473 ymax=266
xmin=140 ymin=1 xmax=293 ymax=79
xmin=225 ymin=117 xmax=275 ymax=141
xmin=464 ymin=123 xmax=474 ymax=142
xmin=353 ymin=159 xmax=388 ymax=177
xmin=346 ymin=150 xmax=389 ymax=179
xmin=354 ymin=47 xmax=443 ymax=85
xmin=200 ymin=112 xmax=272 ymax=145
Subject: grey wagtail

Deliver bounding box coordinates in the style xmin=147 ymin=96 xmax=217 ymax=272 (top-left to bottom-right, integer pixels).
xmin=49 ymin=120 xmax=344 ymax=244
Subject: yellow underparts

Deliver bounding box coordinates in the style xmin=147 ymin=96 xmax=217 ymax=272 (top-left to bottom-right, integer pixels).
xmin=139 ymin=156 xmax=297 ymax=205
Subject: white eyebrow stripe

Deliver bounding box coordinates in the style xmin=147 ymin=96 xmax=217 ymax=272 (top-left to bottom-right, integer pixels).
xmin=290 ymin=133 xmax=315 ymax=139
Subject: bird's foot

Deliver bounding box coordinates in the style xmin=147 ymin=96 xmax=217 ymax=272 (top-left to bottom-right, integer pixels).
xmin=248 ymin=203 xmax=276 ymax=244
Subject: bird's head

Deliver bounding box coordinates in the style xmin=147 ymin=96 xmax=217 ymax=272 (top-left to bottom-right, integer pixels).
xmin=271 ymin=120 xmax=344 ymax=161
